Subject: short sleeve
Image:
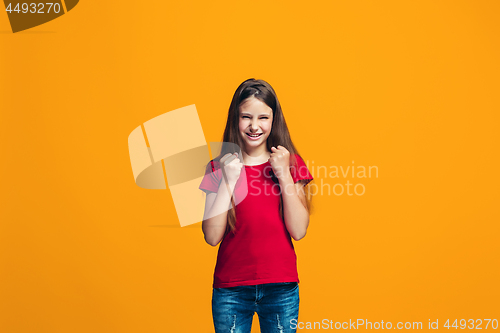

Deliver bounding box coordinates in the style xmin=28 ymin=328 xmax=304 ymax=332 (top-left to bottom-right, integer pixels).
xmin=290 ymin=154 xmax=313 ymax=185
xmin=199 ymin=160 xmax=222 ymax=194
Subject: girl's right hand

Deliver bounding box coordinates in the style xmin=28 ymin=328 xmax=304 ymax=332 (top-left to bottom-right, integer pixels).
xmin=220 ymin=153 xmax=243 ymax=184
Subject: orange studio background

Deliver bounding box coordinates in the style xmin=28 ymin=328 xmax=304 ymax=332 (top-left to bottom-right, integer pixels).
xmin=1 ymin=1 xmax=499 ymax=332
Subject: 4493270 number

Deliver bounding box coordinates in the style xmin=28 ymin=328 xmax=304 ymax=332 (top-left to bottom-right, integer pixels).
xmin=444 ymin=319 xmax=498 ymax=329
xmin=6 ymin=3 xmax=61 ymax=14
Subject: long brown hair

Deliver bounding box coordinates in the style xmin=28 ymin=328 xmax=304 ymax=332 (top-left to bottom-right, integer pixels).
xmin=215 ymin=78 xmax=313 ymax=234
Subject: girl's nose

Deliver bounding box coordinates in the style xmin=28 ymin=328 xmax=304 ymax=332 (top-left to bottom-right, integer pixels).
xmin=250 ymin=119 xmax=259 ymax=131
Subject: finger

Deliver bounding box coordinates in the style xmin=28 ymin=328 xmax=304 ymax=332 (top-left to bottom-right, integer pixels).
xmin=220 ymin=153 xmax=233 ymax=164
xmin=221 ymin=152 xmax=238 ymax=164
xmin=224 ymin=154 xmax=237 ymax=165
xmin=271 ymin=146 xmax=278 ymax=152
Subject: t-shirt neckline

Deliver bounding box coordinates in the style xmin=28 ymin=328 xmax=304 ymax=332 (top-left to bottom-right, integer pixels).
xmin=244 ymin=160 xmax=270 ymax=168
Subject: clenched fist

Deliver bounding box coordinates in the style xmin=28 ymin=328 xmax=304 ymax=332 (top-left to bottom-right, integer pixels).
xmin=220 ymin=152 xmax=243 ymax=184
xmin=269 ymin=146 xmax=291 ymax=180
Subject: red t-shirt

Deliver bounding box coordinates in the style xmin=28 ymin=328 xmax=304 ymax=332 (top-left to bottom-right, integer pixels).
xmin=199 ymin=154 xmax=313 ymax=288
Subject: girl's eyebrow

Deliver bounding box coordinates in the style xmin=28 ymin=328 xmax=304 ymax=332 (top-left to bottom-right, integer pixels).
xmin=240 ymin=112 xmax=271 ymax=116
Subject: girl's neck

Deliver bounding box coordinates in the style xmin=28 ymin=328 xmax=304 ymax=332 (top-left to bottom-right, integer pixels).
xmin=242 ymin=146 xmax=270 ymax=166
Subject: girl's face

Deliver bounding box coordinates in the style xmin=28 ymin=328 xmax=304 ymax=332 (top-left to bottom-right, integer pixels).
xmin=238 ymin=97 xmax=273 ymax=151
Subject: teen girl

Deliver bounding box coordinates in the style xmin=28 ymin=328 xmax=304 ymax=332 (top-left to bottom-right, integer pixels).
xmin=199 ymin=78 xmax=314 ymax=333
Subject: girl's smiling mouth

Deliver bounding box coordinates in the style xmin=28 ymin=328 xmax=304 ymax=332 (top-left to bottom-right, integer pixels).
xmin=246 ymin=132 xmax=263 ymax=140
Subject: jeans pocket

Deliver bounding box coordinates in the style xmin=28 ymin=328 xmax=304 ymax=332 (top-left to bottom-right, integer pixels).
xmin=214 ymin=286 xmax=246 ymax=295
xmin=271 ymin=282 xmax=298 ymax=293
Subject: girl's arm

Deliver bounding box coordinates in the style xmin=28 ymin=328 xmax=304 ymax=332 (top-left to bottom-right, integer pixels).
xmin=201 ymin=178 xmax=237 ymax=246
xmin=269 ymin=146 xmax=310 ymax=241
xmin=279 ymin=176 xmax=310 ymax=241
xmin=202 ymin=153 xmax=242 ymax=246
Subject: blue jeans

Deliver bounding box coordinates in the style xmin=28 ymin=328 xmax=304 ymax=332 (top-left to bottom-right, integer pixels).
xmin=212 ymin=282 xmax=300 ymax=333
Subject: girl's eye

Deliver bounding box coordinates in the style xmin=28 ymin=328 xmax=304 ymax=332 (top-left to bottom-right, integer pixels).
xmin=242 ymin=116 xmax=250 ymax=119
xmin=260 ymin=117 xmax=268 ymax=119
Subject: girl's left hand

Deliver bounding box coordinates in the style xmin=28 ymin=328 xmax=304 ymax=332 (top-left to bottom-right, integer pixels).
xmin=269 ymin=145 xmax=291 ymax=180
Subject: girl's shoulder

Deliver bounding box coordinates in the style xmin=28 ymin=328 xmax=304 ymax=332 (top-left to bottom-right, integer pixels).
xmin=291 ymin=153 xmax=306 ymax=166
xmin=290 ymin=153 xmax=313 ymax=183
xmin=206 ymin=159 xmax=222 ymax=172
